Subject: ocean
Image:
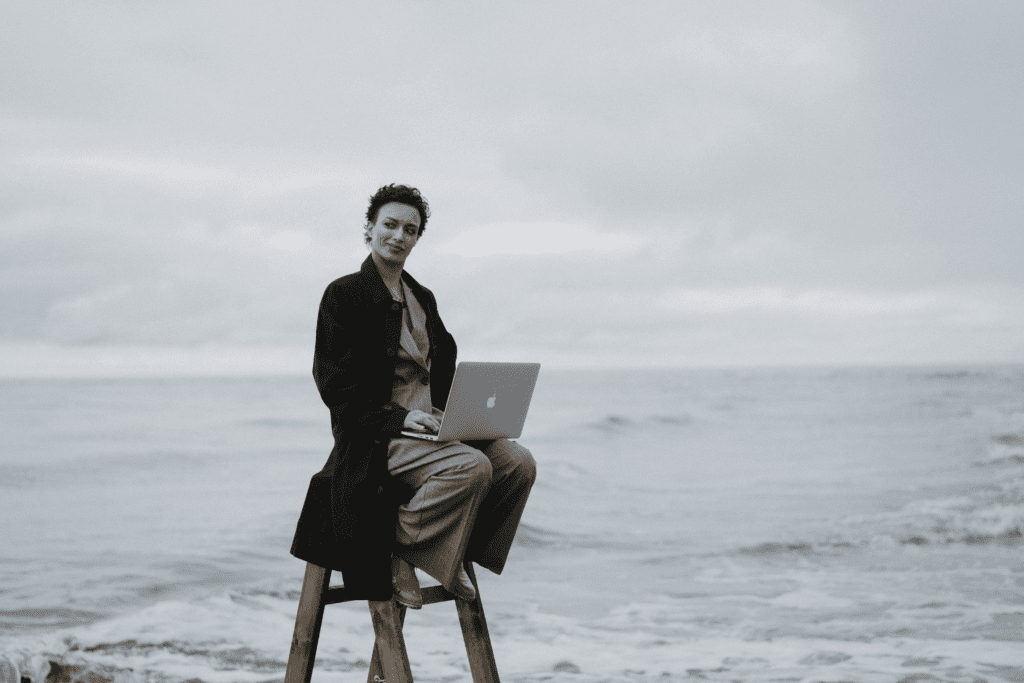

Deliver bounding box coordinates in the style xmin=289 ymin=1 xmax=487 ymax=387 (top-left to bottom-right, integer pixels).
xmin=1 ymin=366 xmax=1023 ymax=683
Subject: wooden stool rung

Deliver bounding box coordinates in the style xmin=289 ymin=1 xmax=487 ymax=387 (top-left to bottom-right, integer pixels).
xmin=285 ymin=561 xmax=500 ymax=683
xmin=420 ymin=584 xmax=455 ymax=606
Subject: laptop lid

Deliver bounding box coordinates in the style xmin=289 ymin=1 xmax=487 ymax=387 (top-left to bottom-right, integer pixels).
xmin=433 ymin=362 xmax=541 ymax=441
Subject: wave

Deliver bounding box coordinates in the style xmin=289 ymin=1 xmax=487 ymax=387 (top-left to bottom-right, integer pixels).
xmin=589 ymin=412 xmax=693 ymax=432
xmin=977 ymin=433 xmax=1024 ymax=466
xmin=739 ymin=488 xmax=1024 ymax=554
xmin=70 ymin=640 xmax=286 ymax=674
xmin=0 ymin=585 xmax=395 ymax=683
xmin=514 ymin=522 xmax=565 ymax=548
xmin=923 ymin=369 xmax=990 ymax=381
xmin=653 ymin=414 xmax=693 ymax=426
xmin=21 ymin=648 xmax=286 ymax=683
xmin=232 ymin=587 xmax=302 ymax=601
xmin=0 ymin=451 xmax=219 ymax=489
xmin=891 ymin=498 xmax=1024 ymax=546
xmin=0 ymin=609 xmax=104 ymax=629
xmin=982 ymin=454 xmax=1024 ymax=466
xmin=0 ymin=464 xmax=40 ymax=489
xmin=740 ymin=541 xmax=848 ymax=555
xmin=592 ymin=414 xmax=634 ymax=431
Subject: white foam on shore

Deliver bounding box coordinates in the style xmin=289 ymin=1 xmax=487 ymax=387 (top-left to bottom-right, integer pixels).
xmin=3 ymin=573 xmax=1022 ymax=683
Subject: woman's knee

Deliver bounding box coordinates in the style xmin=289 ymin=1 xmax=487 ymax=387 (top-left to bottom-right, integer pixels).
xmin=498 ymin=441 xmax=536 ymax=486
xmin=464 ymin=449 xmax=493 ymax=490
xmin=515 ymin=445 xmax=537 ymax=485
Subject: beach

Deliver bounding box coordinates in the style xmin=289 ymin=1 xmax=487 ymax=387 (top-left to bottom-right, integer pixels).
xmin=2 ymin=366 xmax=1023 ymax=682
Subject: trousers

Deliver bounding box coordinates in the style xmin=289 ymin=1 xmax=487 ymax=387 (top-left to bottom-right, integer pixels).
xmin=387 ymin=437 xmax=536 ymax=590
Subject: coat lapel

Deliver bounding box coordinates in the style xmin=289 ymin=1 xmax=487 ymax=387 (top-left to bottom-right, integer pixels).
xmin=360 ymin=254 xmax=435 ymax=371
xmin=400 ymin=271 xmax=437 ymax=365
xmin=398 ymin=310 xmax=429 ymax=369
xmin=360 ymin=255 xmax=403 ymax=367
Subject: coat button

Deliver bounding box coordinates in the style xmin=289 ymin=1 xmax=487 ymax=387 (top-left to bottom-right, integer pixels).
xmin=420 ymin=376 xmax=429 ymax=385
xmin=374 ymin=438 xmax=381 ymax=444
xmin=377 ymin=486 xmax=384 ymax=495
xmin=392 ymin=303 xmax=401 ymax=311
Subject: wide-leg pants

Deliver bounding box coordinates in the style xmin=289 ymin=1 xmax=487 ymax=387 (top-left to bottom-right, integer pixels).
xmin=387 ymin=437 xmax=536 ymax=591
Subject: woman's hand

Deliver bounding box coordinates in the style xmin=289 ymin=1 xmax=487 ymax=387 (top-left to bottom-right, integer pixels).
xmin=404 ymin=409 xmax=441 ymax=434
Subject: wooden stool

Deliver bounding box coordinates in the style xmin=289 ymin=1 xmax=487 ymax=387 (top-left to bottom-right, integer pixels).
xmin=284 ymin=561 xmax=500 ymax=683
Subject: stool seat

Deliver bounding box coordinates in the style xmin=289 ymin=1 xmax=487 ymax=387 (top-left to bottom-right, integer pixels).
xmin=284 ymin=561 xmax=500 ymax=683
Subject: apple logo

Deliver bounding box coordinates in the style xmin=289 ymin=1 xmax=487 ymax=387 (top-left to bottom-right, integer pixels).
xmin=486 ymin=394 xmax=496 ymax=409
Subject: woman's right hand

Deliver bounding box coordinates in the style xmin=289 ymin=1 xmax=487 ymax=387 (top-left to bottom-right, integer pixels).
xmin=403 ymin=409 xmax=441 ymax=434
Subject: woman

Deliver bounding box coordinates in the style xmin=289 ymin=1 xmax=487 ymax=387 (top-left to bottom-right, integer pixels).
xmin=290 ymin=184 xmax=536 ymax=606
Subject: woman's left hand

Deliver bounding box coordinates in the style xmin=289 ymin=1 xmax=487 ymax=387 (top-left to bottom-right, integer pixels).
xmin=404 ymin=409 xmax=442 ymax=434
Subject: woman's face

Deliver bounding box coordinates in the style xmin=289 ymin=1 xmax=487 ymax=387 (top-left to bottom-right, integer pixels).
xmin=367 ymin=202 xmax=421 ymax=267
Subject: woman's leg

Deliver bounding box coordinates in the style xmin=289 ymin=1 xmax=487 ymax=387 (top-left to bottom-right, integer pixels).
xmin=389 ymin=445 xmax=492 ymax=591
xmin=462 ymin=439 xmax=537 ymax=574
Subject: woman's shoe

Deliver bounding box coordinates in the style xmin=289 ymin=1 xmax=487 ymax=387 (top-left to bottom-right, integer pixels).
xmin=449 ymin=566 xmax=476 ymax=602
xmin=392 ymin=556 xmax=422 ymax=609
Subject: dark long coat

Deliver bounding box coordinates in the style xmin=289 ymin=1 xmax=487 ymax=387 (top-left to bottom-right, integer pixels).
xmin=290 ymin=255 xmax=458 ymax=599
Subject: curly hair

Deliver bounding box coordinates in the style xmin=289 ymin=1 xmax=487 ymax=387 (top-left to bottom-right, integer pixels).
xmin=364 ymin=184 xmax=430 ymax=244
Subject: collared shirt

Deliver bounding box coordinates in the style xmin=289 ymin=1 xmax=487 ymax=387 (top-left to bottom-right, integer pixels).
xmin=390 ymin=279 xmax=433 ymax=413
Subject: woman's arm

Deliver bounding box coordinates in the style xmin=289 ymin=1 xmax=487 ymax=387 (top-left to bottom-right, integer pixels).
xmin=312 ymin=281 xmax=409 ymax=435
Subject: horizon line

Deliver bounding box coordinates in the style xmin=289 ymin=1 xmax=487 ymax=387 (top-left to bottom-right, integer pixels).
xmin=1 ymin=342 xmax=1021 ymax=379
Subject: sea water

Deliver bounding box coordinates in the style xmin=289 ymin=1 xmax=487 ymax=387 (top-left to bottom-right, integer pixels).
xmin=1 ymin=367 xmax=1023 ymax=683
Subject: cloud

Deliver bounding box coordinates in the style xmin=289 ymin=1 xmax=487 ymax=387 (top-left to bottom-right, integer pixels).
xmin=437 ymin=223 xmax=648 ymax=257
xmin=449 ymin=283 xmax=1024 ymax=368
xmin=650 ymin=287 xmax=948 ymax=316
xmin=1 ymin=2 xmax=1022 ymax=368
xmin=267 ymin=230 xmax=311 ymax=252
xmin=47 ymin=155 xmax=231 ymax=184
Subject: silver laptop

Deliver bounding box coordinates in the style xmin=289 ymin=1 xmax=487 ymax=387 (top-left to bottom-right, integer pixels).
xmin=400 ymin=361 xmax=541 ymax=441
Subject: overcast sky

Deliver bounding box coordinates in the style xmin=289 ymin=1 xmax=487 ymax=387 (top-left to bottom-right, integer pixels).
xmin=2 ymin=1 xmax=1022 ymax=374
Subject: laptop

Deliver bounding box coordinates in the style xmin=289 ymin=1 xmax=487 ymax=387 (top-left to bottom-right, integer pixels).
xmin=400 ymin=361 xmax=541 ymax=441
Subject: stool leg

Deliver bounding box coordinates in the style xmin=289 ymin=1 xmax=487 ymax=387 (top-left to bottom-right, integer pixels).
xmin=455 ymin=563 xmax=500 ymax=683
xmin=367 ymin=602 xmax=406 ymax=683
xmin=367 ymin=600 xmax=413 ymax=683
xmin=285 ymin=563 xmax=331 ymax=683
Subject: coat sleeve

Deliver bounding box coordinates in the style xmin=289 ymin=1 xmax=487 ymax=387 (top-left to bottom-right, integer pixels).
xmin=312 ymin=282 xmax=409 ymax=435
